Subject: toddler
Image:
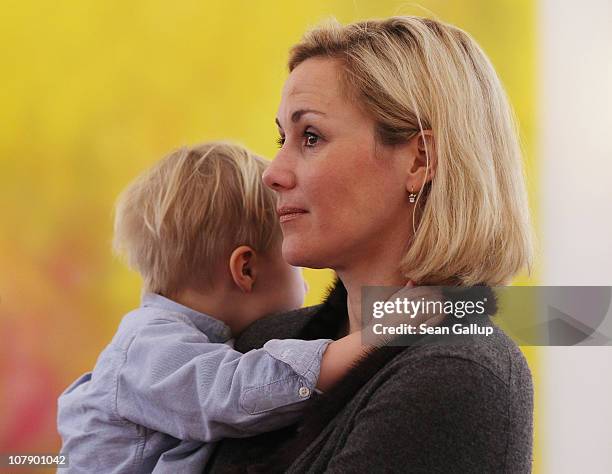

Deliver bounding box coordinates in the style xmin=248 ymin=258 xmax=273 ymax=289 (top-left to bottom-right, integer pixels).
xmin=57 ymin=142 xmax=366 ymax=473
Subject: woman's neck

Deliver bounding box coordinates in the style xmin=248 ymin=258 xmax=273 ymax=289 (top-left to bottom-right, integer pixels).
xmin=334 ymin=212 xmax=417 ymax=335
xmin=337 ymin=264 xmax=408 ymax=336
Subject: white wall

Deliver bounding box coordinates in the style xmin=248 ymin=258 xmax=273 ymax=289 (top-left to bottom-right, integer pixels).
xmin=539 ymin=0 xmax=612 ymax=472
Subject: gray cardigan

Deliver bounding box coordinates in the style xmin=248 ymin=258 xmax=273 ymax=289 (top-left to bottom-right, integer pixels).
xmin=206 ymin=282 xmax=534 ymax=473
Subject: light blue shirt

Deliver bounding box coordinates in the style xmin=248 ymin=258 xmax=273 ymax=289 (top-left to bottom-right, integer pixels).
xmin=57 ymin=293 xmax=331 ymax=473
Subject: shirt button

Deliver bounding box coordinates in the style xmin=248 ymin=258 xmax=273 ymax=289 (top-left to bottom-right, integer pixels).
xmin=298 ymin=386 xmax=311 ymax=398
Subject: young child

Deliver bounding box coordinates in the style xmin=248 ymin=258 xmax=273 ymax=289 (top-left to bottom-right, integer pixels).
xmin=57 ymin=142 xmax=366 ymax=473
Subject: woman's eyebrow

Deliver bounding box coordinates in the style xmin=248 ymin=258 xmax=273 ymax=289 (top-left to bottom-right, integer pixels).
xmin=275 ymin=109 xmax=327 ymax=128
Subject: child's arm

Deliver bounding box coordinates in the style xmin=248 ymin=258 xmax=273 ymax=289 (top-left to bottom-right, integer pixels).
xmin=115 ymin=317 xmax=361 ymax=443
xmin=316 ymin=330 xmax=365 ymax=392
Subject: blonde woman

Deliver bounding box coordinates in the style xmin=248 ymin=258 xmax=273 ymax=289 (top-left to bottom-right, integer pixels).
xmin=207 ymin=16 xmax=534 ymax=473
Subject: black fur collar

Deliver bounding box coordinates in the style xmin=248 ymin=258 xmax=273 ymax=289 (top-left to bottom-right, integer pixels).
xmin=298 ymin=278 xmax=348 ymax=341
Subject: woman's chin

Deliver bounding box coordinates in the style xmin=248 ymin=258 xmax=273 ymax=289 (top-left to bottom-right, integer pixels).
xmin=281 ymin=239 xmax=325 ymax=269
xmin=281 ymin=241 xmax=307 ymax=267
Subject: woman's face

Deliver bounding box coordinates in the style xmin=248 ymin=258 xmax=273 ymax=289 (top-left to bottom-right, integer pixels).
xmin=263 ymin=57 xmax=414 ymax=271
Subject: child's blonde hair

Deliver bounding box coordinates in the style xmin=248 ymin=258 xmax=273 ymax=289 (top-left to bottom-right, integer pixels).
xmin=113 ymin=141 xmax=280 ymax=295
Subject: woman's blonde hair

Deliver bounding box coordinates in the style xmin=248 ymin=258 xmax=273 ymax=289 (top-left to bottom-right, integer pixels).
xmin=289 ymin=16 xmax=533 ymax=285
xmin=113 ymin=141 xmax=280 ymax=295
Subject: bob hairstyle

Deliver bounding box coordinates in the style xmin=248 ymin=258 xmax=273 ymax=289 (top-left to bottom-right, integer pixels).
xmin=113 ymin=142 xmax=280 ymax=295
xmin=289 ymin=16 xmax=533 ymax=286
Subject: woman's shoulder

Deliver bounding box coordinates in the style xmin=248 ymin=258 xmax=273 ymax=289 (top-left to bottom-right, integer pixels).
xmin=381 ymin=321 xmax=532 ymax=393
xmin=273 ymin=322 xmax=533 ymax=474
xmin=356 ymin=324 xmax=534 ymax=472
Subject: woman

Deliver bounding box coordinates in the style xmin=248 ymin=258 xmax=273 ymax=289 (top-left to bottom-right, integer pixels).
xmin=207 ymin=16 xmax=534 ymax=473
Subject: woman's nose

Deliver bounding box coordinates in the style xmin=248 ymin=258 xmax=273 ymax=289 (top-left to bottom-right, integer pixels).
xmin=262 ymin=158 xmax=295 ymax=191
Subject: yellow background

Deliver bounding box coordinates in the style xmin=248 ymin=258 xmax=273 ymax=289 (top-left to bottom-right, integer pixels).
xmin=0 ymin=0 xmax=538 ymax=471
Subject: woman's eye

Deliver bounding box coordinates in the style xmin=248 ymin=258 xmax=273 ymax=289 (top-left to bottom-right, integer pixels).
xmin=276 ymin=136 xmax=285 ymax=148
xmin=304 ymin=131 xmax=320 ymax=147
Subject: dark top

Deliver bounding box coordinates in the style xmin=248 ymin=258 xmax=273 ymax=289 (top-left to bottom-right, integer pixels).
xmin=206 ymin=281 xmax=534 ymax=473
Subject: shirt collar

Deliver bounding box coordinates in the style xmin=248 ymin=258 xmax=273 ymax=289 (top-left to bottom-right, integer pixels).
xmin=141 ymin=293 xmax=233 ymax=343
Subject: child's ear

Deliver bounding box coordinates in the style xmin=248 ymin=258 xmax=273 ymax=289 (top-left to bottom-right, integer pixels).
xmin=229 ymin=245 xmax=257 ymax=292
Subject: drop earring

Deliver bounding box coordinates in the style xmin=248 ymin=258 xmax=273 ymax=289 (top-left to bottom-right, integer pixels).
xmin=408 ymin=189 xmax=417 ymax=203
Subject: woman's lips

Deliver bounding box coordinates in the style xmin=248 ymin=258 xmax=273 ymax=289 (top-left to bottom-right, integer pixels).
xmin=277 ymin=207 xmax=308 ymax=223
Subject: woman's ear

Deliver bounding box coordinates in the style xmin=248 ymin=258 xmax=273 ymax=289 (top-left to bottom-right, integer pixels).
xmin=405 ymin=130 xmax=437 ymax=193
xmin=229 ymin=245 xmax=257 ymax=292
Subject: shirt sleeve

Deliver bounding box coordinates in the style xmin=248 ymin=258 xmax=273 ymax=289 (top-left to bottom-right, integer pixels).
xmin=115 ymin=317 xmax=332 ymax=442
